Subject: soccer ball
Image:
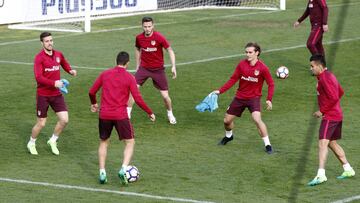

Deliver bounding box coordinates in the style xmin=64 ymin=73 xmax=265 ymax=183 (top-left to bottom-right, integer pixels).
xmin=276 ymin=66 xmax=289 ymax=79
xmin=125 ymin=165 xmax=140 ymax=183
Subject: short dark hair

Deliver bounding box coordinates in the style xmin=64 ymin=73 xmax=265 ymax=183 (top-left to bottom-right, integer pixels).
xmin=116 ymin=51 xmax=130 ymax=65
xmin=142 ymin=16 xmax=153 ymax=24
xmin=245 ymin=42 xmax=261 ymax=56
xmin=40 ymin=32 xmax=52 ymax=42
xmin=310 ymin=54 xmax=326 ymax=66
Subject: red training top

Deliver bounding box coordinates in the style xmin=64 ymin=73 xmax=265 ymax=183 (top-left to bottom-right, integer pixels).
xmin=89 ymin=66 xmax=153 ymax=120
xmin=219 ymin=59 xmax=275 ymax=101
xmin=316 ymin=70 xmax=344 ymax=121
xmin=34 ymin=49 xmax=72 ymax=96
xmin=135 ymin=31 xmax=170 ymax=69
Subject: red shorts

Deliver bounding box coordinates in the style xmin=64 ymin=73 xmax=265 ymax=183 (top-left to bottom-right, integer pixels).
xmin=319 ymin=119 xmax=342 ymax=140
xmin=226 ymin=97 xmax=261 ymax=117
xmin=135 ymin=67 xmax=168 ymax=90
xmin=36 ymin=94 xmax=68 ymax=118
xmin=99 ymin=118 xmax=134 ymax=140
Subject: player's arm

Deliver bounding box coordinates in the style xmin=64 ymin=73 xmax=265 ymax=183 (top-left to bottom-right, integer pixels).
xmin=263 ymin=68 xmax=275 ymax=110
xmin=294 ymin=5 xmax=310 ymax=27
xmin=129 ymin=77 xmax=155 ymax=121
xmin=135 ymin=47 xmax=141 ymax=71
xmin=60 ymin=53 xmax=77 ymax=76
xmin=88 ymin=74 xmax=103 ymax=112
xmin=318 ymin=0 xmax=329 ymax=32
xmin=215 ymin=66 xmax=241 ymax=95
xmin=167 ymin=46 xmax=177 ymax=79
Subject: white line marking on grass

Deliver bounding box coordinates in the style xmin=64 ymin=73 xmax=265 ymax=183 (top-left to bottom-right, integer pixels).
xmin=0 ymin=60 xmax=136 ymax=72
xmin=1 ymin=36 xmax=360 ymax=71
xmin=1 ymin=1 xmax=358 ymax=46
xmin=0 ymin=177 xmax=215 ymax=203
xmin=331 ymin=195 xmax=360 ymax=203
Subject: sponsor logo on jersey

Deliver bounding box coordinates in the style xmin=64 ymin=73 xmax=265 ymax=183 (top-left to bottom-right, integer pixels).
xmin=151 ymin=40 xmax=156 ymax=46
xmin=56 ymin=57 xmax=60 ymax=63
xmin=241 ymin=76 xmax=258 ymax=82
xmin=254 ymin=70 xmax=259 ymax=76
xmin=45 ymin=66 xmax=60 ymax=72
xmin=142 ymin=47 xmax=157 ymax=52
xmin=309 ymin=3 xmax=313 ymax=8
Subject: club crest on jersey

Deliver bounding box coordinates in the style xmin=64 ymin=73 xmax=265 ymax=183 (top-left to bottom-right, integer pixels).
xmin=56 ymin=57 xmax=60 ymax=63
xmin=254 ymin=70 xmax=260 ymax=76
xmin=151 ymin=40 xmax=156 ymax=46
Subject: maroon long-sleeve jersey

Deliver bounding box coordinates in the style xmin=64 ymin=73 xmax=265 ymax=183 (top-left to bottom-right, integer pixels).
xmin=316 ymin=70 xmax=344 ymax=121
xmin=298 ymin=0 xmax=328 ymax=27
xmin=89 ymin=66 xmax=153 ymax=120
xmin=34 ymin=49 xmax=72 ymax=96
xmin=218 ymin=59 xmax=275 ymax=101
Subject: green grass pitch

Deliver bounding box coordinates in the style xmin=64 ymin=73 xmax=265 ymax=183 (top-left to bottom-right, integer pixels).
xmin=0 ymin=0 xmax=359 ymax=202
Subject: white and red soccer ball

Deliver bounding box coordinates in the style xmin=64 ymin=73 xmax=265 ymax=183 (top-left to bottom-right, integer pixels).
xmin=276 ymin=66 xmax=289 ymax=79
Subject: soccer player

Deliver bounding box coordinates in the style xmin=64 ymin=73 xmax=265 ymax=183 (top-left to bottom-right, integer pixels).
xmin=89 ymin=51 xmax=155 ymax=185
xmin=127 ymin=16 xmax=177 ymax=124
xmin=212 ymin=42 xmax=275 ymax=154
xmin=307 ymin=54 xmax=355 ymax=186
xmin=27 ymin=32 xmax=77 ymax=155
xmin=294 ymin=0 xmax=328 ymax=56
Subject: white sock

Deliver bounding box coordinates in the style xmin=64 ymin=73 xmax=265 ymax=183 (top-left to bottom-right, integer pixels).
xmin=121 ymin=165 xmax=128 ymax=171
xmin=29 ymin=137 xmax=36 ymax=144
xmin=317 ymin=168 xmax=326 ymax=177
xmin=49 ymin=134 xmax=59 ymax=143
xmin=99 ymin=169 xmax=106 ymax=175
xmin=167 ymin=110 xmax=174 ymax=117
xmin=262 ymin=136 xmax=271 ymax=146
xmin=343 ymin=163 xmax=352 ymax=171
xmin=127 ymin=107 xmax=132 ymax=118
xmin=225 ymin=130 xmax=233 ymax=138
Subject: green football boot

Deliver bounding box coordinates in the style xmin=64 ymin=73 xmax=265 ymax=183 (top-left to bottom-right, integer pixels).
xmin=337 ymin=169 xmax=355 ymax=179
xmin=27 ymin=142 xmax=38 ymax=155
xmin=99 ymin=172 xmax=108 ymax=184
xmin=47 ymin=140 xmax=59 ymax=155
xmin=307 ymin=175 xmax=327 ymax=186
xmin=118 ymin=167 xmax=128 ymax=186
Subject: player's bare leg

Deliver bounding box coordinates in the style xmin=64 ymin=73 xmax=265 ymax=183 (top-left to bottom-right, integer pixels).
xmin=218 ymin=113 xmax=236 ymax=145
xmin=318 ymin=139 xmax=330 ymax=169
xmin=31 ymin=117 xmax=47 ymax=139
xmin=47 ymin=111 xmax=68 ymax=155
xmin=119 ymin=138 xmax=135 ymax=185
xmin=329 ymin=140 xmax=355 ymax=179
xmin=251 ymin=111 xmax=272 ymax=153
xmin=126 ymin=85 xmax=140 ymax=119
xmin=329 ymin=140 xmax=347 ymax=164
xmin=160 ymin=90 xmax=176 ymax=124
xmin=127 ymin=94 xmax=135 ymax=118
xmin=308 ymin=139 xmax=329 ymax=186
xmin=27 ymin=117 xmax=47 ymax=155
xmin=98 ymin=139 xmax=109 ymax=184
xmin=53 ymin=111 xmax=69 ymax=137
